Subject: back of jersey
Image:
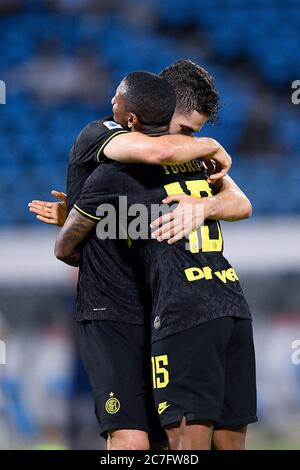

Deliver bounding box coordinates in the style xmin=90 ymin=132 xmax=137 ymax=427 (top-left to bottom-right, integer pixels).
xmin=122 ymin=160 xmax=252 ymax=342
xmin=75 ymin=158 xmax=251 ymax=341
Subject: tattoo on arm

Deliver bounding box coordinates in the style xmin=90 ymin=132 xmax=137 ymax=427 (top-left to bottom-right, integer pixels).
xmin=55 ymin=208 xmax=97 ymax=267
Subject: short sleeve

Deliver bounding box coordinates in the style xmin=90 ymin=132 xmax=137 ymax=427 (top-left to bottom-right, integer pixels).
xmin=73 ymin=163 xmax=121 ymax=221
xmin=73 ymin=167 xmax=104 ymax=220
xmin=73 ymin=119 xmax=129 ymax=165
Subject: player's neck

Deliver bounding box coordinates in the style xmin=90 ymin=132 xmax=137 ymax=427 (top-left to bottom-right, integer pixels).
xmin=136 ymin=124 xmax=169 ymax=137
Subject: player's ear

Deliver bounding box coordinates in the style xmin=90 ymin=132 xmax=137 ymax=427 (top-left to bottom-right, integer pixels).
xmin=127 ymin=113 xmax=138 ymax=130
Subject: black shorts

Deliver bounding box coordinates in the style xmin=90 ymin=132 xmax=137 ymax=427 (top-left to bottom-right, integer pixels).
xmin=75 ymin=320 xmax=166 ymax=443
xmin=151 ymin=317 xmax=257 ymax=429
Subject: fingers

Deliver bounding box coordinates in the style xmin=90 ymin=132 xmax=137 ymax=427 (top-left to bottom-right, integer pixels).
xmin=150 ymin=195 xmax=184 ymax=229
xmin=28 ymin=197 xmax=64 ymax=226
xmin=51 ymin=190 xmax=67 ymax=202
xmin=166 ymin=230 xmax=186 ymax=244
xmin=161 ymin=194 xmax=185 ymax=205
xmin=152 ymin=207 xmax=195 ymax=241
xmin=36 ymin=215 xmax=55 ymax=224
xmin=152 ymin=219 xmax=182 ymax=241
xmin=151 ymin=199 xmax=198 ymax=242
xmin=31 ymin=208 xmax=56 ymax=224
xmin=208 ymin=151 xmax=232 ymax=181
xmin=150 ymin=211 xmax=174 ymax=230
xmin=154 ymin=219 xmax=194 ymax=243
xmin=207 ymin=168 xmax=227 ymax=183
xmin=29 ymin=208 xmax=53 ymax=219
xmin=28 ymin=203 xmax=53 ymax=217
xmin=29 ymin=200 xmax=53 ymax=209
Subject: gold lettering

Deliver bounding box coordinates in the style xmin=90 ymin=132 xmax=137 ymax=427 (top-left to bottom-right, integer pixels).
xmin=178 ymin=163 xmax=187 ymax=173
xmin=214 ymin=270 xmax=227 ymax=283
xmin=203 ymin=266 xmax=213 ymax=280
xmin=184 ymin=267 xmax=204 ymax=281
xmin=170 ymin=165 xmax=179 ymax=174
xmin=185 ymin=161 xmax=196 ymax=173
xmin=184 ymin=266 xmax=213 ymax=281
xmin=226 ymin=268 xmax=239 ymax=281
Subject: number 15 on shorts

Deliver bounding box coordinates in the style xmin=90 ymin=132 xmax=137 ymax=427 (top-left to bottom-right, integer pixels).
xmin=152 ymin=354 xmax=169 ymax=389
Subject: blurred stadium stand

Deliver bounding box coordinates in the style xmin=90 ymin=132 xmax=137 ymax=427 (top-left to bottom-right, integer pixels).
xmin=0 ymin=0 xmax=299 ymax=225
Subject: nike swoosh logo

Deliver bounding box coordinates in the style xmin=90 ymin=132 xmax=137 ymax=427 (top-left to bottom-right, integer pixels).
xmin=158 ymin=403 xmax=171 ymax=415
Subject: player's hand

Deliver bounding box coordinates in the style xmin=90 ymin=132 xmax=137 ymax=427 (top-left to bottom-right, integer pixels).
xmin=205 ymin=145 xmax=232 ymax=184
xmin=150 ymin=194 xmax=212 ymax=244
xmin=28 ymin=190 xmax=68 ymax=226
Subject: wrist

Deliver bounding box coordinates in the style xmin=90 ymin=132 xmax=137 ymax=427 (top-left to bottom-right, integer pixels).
xmin=198 ymin=197 xmax=215 ymax=220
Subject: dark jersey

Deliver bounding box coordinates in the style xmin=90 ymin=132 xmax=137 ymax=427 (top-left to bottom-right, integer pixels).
xmin=75 ymin=230 xmax=147 ymax=324
xmin=66 ymin=118 xmax=146 ymax=324
xmin=75 ymin=159 xmax=252 ymax=342
xmin=66 ymin=118 xmax=128 ymax=212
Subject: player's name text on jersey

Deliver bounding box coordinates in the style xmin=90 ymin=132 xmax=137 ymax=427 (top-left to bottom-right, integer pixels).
xmin=162 ymin=160 xmax=204 ymax=175
xmin=185 ymin=265 xmax=239 ymax=284
xmin=0 ymin=80 xmax=6 ymax=104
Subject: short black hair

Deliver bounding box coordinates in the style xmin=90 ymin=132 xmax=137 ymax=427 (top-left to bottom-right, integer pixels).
xmin=160 ymin=59 xmax=220 ymax=123
xmin=120 ymin=71 xmax=176 ymax=127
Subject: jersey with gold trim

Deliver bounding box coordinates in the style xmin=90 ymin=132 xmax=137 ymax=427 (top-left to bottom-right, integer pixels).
xmin=75 ymin=159 xmax=251 ymax=341
xmin=66 ymin=118 xmax=147 ymax=324
xmin=67 ymin=117 xmax=128 ymax=213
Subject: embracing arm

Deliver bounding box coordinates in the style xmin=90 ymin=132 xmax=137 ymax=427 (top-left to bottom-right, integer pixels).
xmin=151 ymin=175 xmax=252 ymax=244
xmin=54 ymin=208 xmax=96 ymax=267
xmin=104 ymin=133 xmax=231 ymax=182
xmin=202 ymin=175 xmax=252 ymax=221
xmin=28 ymin=135 xmax=230 ymax=228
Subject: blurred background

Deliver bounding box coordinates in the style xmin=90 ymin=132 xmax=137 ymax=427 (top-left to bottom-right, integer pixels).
xmin=0 ymin=0 xmax=300 ymax=450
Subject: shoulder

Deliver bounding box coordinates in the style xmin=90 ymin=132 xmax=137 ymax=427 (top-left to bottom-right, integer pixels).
xmin=80 ymin=118 xmax=124 ymax=137
xmin=82 ymin=160 xmax=122 ymax=194
xmin=81 ymin=163 xmax=107 ymax=191
xmin=75 ymin=118 xmax=124 ymax=144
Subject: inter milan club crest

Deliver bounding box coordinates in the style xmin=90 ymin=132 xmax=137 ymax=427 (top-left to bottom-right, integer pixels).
xmin=105 ymin=392 xmax=121 ymax=414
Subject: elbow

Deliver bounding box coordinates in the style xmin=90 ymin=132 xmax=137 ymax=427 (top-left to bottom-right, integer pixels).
xmin=246 ymin=202 xmax=253 ymax=218
xmin=54 ymin=238 xmax=70 ymax=261
xmin=205 ymin=137 xmax=221 ymax=153
xmin=198 ymin=137 xmax=221 ymax=156
xmin=243 ymin=199 xmax=253 ymax=219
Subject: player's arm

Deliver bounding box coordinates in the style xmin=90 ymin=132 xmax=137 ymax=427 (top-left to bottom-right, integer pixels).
xmin=28 ymin=190 xmax=67 ymax=226
xmin=151 ymin=175 xmax=252 ymax=244
xmin=203 ymin=175 xmax=252 ymax=221
xmin=55 ymin=166 xmax=106 ymax=265
xmin=54 ymin=208 xmax=97 ymax=267
xmin=104 ymin=133 xmax=231 ymax=182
